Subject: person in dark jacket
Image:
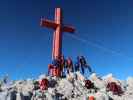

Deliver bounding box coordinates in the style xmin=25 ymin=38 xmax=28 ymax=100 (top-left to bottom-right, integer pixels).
xmin=52 ymin=58 xmax=60 ymax=67
xmin=74 ymin=62 xmax=80 ymax=72
xmin=66 ymin=57 xmax=74 ymax=74
xmin=60 ymin=55 xmax=67 ymax=77
xmin=77 ymin=56 xmax=92 ymax=75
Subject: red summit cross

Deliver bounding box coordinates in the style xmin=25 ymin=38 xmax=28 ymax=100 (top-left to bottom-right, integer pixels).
xmin=40 ymin=8 xmax=75 ymax=60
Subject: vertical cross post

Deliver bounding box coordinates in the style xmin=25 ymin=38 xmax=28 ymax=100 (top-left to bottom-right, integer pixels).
xmin=40 ymin=8 xmax=75 ymax=60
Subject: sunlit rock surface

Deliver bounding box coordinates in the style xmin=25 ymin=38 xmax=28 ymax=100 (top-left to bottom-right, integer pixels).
xmin=0 ymin=73 xmax=133 ymax=100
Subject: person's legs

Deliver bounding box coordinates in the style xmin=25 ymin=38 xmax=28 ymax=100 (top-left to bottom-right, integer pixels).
xmin=67 ymin=68 xmax=69 ymax=74
xmin=87 ymin=65 xmax=92 ymax=73
xmin=62 ymin=68 xmax=66 ymax=78
xmin=81 ymin=65 xmax=84 ymax=75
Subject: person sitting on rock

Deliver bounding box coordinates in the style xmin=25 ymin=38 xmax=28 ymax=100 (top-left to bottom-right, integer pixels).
xmin=39 ymin=78 xmax=49 ymax=91
xmin=106 ymin=82 xmax=123 ymax=96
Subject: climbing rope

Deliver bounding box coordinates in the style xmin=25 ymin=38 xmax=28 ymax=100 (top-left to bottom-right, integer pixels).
xmin=65 ymin=33 xmax=133 ymax=61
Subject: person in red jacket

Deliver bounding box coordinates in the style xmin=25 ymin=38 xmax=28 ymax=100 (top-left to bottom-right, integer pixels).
xmin=39 ymin=78 xmax=49 ymax=91
xmin=106 ymin=82 xmax=123 ymax=96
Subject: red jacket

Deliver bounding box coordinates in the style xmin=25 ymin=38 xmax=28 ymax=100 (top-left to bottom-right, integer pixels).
xmin=39 ymin=79 xmax=48 ymax=90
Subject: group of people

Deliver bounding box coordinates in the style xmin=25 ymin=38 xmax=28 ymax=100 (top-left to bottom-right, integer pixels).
xmin=48 ymin=55 xmax=92 ymax=77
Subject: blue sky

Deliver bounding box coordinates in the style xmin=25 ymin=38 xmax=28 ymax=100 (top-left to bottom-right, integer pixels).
xmin=0 ymin=0 xmax=133 ymax=80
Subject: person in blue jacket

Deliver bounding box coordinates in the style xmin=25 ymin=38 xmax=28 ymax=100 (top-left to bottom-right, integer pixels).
xmin=77 ymin=56 xmax=92 ymax=75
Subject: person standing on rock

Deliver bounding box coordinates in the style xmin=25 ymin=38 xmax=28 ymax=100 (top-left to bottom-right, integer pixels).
xmin=77 ymin=56 xmax=92 ymax=75
xmin=60 ymin=55 xmax=67 ymax=77
xmin=66 ymin=57 xmax=74 ymax=74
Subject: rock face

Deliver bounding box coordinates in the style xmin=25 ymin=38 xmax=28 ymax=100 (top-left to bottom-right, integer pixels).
xmin=0 ymin=73 xmax=133 ymax=100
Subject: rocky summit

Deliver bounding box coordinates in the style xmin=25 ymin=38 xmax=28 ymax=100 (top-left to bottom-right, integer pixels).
xmin=0 ymin=72 xmax=133 ymax=100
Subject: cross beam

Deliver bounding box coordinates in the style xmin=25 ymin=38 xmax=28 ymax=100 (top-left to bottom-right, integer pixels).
xmin=40 ymin=8 xmax=75 ymax=60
